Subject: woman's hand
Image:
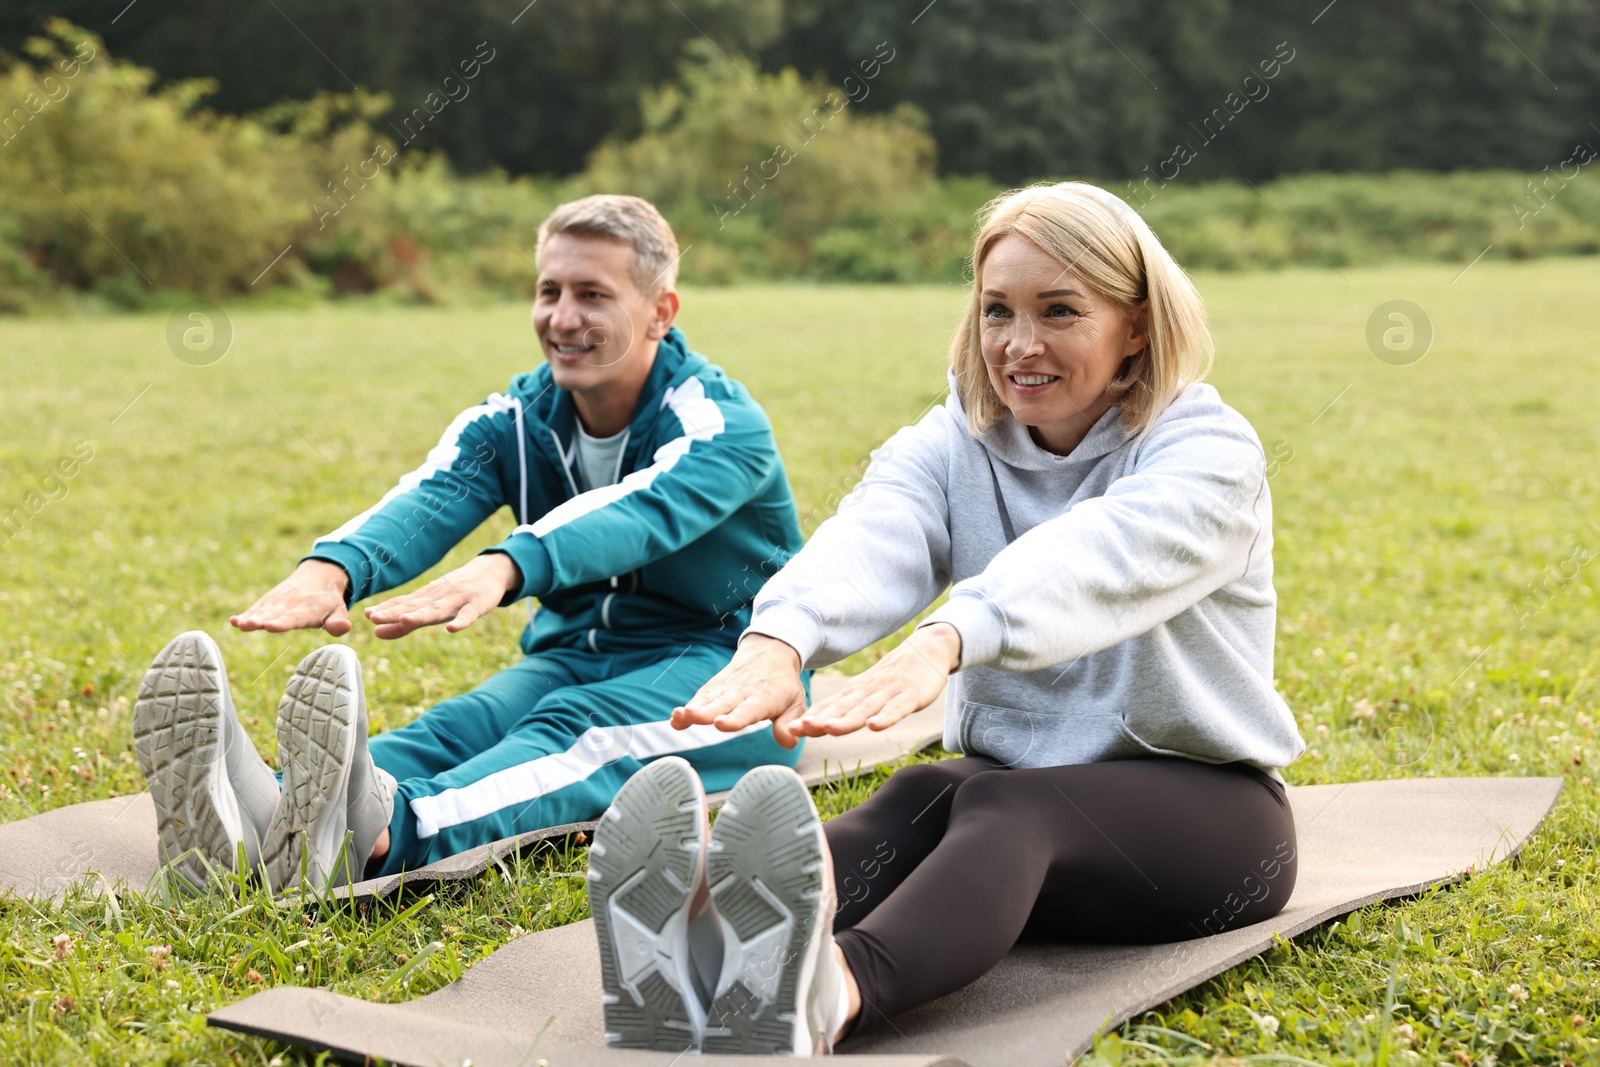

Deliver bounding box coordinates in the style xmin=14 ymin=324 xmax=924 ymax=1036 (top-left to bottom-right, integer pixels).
xmin=363 ymin=553 xmax=521 ymax=640
xmin=671 ymin=634 xmax=809 ymax=748
xmin=792 ymin=623 xmax=960 ymax=738
xmin=231 ymin=559 xmax=353 ymax=636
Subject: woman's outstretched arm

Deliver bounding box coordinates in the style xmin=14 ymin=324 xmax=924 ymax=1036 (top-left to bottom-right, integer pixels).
xmin=926 ymin=399 xmax=1269 ymax=673
xmin=673 ymin=405 xmax=958 ymax=740
xmin=743 ymin=407 xmax=956 ymax=666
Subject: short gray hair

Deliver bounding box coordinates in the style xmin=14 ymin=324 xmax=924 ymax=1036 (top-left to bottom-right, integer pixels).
xmin=536 ymin=194 xmax=681 ymax=295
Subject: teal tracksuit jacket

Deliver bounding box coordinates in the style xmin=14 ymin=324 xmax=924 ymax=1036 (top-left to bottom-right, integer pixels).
xmin=306 ymin=328 xmax=805 ymax=874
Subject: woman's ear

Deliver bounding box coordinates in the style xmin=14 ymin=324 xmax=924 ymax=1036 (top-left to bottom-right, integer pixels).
xmin=1121 ymin=301 xmax=1151 ymax=358
xmin=1110 ymin=353 xmax=1139 ymax=386
xmin=646 ymin=287 xmax=681 ymax=342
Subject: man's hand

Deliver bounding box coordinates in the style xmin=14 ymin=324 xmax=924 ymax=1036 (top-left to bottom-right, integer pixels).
xmin=363 ymin=552 xmax=522 ymax=640
xmin=231 ymin=559 xmax=353 ymax=635
xmin=671 ymin=634 xmax=809 ymax=748
xmin=791 ymin=622 xmax=959 ymax=739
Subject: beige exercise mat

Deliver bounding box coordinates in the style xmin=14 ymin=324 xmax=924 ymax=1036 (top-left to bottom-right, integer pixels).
xmin=0 ymin=675 xmax=945 ymax=902
xmin=207 ymin=776 xmax=1562 ymax=1067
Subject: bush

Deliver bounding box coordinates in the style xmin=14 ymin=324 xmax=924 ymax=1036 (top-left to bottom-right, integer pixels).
xmin=1 ymin=23 xmax=1599 ymax=313
xmin=579 ymin=44 xmax=966 ymax=283
xmin=334 ymin=156 xmax=567 ymax=299
xmin=0 ymin=21 xmax=356 ymax=303
xmin=1136 ymin=169 xmax=1600 ymax=271
xmin=0 ymin=22 xmax=569 ymax=308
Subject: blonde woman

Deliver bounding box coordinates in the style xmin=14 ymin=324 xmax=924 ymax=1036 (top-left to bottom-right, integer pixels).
xmin=585 ymin=182 xmax=1305 ymax=1055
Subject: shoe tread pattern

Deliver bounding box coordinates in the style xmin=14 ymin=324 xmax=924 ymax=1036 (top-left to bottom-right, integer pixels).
xmin=589 ymin=760 xmax=701 ymax=1053
xmin=132 ymin=635 xmax=234 ymax=888
xmin=261 ymin=649 xmax=355 ymax=888
xmin=703 ymin=766 xmax=824 ymax=1056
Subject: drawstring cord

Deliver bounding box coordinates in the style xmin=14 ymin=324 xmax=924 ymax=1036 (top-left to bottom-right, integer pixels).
xmin=514 ymin=403 xmax=534 ymax=625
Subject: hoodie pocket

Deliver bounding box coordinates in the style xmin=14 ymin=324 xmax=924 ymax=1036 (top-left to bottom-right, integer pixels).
xmin=959 ymin=700 xmax=1041 ymax=767
xmin=1113 ymin=717 xmax=1194 ymax=760
xmin=960 ymin=699 xmax=1149 ymax=767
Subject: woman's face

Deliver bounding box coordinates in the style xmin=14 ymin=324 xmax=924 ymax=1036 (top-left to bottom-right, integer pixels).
xmin=979 ymin=234 xmax=1147 ymax=455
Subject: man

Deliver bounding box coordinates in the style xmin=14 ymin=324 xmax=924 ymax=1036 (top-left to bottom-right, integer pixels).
xmin=131 ymin=195 xmax=805 ymax=889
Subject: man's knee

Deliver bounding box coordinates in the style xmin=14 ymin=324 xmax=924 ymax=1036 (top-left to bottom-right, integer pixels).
xmin=382 ymin=694 xmax=473 ymax=741
xmin=370 ymin=688 xmax=505 ymax=767
xmin=514 ymin=690 xmax=631 ymax=767
xmin=516 ymin=687 xmax=598 ymax=731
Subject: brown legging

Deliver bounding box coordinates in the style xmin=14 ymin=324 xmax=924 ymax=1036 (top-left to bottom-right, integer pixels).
xmin=826 ymin=756 xmax=1297 ymax=1032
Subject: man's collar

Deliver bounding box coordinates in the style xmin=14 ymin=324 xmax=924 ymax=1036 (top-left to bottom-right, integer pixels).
xmin=545 ymin=326 xmax=692 ymax=442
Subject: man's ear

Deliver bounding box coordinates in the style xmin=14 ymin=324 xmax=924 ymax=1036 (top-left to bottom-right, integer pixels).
xmin=646 ymin=287 xmax=681 ymax=342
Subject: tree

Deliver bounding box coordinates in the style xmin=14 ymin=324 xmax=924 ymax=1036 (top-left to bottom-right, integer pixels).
xmin=0 ymin=0 xmax=782 ymax=175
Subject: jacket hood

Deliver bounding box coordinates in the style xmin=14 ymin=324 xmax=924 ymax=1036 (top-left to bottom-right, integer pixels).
xmin=945 ymin=368 xmax=1131 ymax=472
xmin=511 ymin=326 xmax=705 ymax=441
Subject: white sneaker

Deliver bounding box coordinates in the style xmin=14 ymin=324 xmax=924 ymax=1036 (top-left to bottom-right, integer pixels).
xmin=703 ymin=765 xmax=843 ymax=1055
xmin=588 ymin=755 xmax=709 ymax=1053
xmin=260 ymin=645 xmax=395 ymax=891
xmin=133 ymin=631 xmax=279 ymax=890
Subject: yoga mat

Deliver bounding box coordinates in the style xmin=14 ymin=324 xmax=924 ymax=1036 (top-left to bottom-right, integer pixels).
xmin=0 ymin=675 xmax=946 ymax=902
xmin=208 ymin=776 xmax=1562 ymax=1067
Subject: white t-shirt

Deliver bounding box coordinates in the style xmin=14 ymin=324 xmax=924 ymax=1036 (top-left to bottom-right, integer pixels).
xmin=573 ymin=421 xmax=629 ymax=491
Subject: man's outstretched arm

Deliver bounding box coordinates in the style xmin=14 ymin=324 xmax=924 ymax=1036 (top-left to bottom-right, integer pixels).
xmin=304 ymin=395 xmax=515 ymax=605
xmin=231 ymin=394 xmax=516 ymax=636
xmin=231 ymin=502 xmax=519 ymax=641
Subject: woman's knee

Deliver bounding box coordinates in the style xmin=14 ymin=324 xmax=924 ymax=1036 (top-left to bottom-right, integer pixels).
xmin=948 ymin=765 xmax=1023 ymax=809
xmin=873 ymin=758 xmax=987 ymax=809
xmin=900 ymin=756 xmax=995 ymax=788
xmin=827 ymin=759 xmax=979 ymax=860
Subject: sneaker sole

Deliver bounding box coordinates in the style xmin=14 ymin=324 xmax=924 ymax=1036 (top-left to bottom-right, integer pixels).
xmin=132 ymin=631 xmax=245 ymax=889
xmin=703 ymin=765 xmax=828 ymax=1056
xmin=261 ymin=646 xmax=361 ymax=891
xmin=588 ymin=756 xmax=706 ymax=1053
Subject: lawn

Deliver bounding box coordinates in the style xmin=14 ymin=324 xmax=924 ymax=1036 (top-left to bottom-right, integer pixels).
xmin=1 ymin=258 xmax=1598 ymax=1064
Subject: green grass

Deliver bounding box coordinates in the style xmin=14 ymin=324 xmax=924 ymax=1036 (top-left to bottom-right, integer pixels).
xmin=2 ymin=260 xmax=1599 ymax=1064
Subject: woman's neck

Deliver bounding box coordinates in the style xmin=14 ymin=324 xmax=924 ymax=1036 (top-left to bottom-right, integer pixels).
xmin=1024 ymin=394 xmax=1114 ymax=455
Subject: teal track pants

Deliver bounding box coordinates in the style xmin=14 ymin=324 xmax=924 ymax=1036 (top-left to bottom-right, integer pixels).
xmin=367 ymin=641 xmax=802 ymax=877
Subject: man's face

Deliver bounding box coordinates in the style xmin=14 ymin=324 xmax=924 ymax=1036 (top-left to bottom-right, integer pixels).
xmin=532 ymin=233 xmax=670 ymax=397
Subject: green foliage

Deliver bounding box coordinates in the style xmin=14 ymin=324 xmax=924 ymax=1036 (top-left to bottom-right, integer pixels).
xmin=580 ymin=45 xmax=962 ymax=283
xmin=6 ymin=0 xmax=1596 ymax=186
xmin=1138 ymin=169 xmax=1600 ymax=272
xmin=0 ymin=215 xmax=53 ymax=314
xmin=5 ymin=24 xmax=1600 ymax=311
xmin=0 ymin=22 xmax=564 ymax=309
xmin=297 ymin=154 xmax=566 ymax=302
xmin=1 ymin=22 xmax=303 ymax=305
xmin=0 ymin=21 xmax=393 ymax=307
xmin=0 ymin=0 xmax=784 ymax=180
xmin=766 ymin=0 xmax=1600 ymax=185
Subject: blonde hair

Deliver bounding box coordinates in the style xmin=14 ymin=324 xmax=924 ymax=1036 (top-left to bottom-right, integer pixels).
xmin=537 ymin=194 xmax=681 ymax=295
xmin=950 ymin=182 xmax=1213 ymax=438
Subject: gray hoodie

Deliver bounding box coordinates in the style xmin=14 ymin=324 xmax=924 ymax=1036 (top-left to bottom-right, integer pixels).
xmin=746 ymin=375 xmax=1305 ymax=775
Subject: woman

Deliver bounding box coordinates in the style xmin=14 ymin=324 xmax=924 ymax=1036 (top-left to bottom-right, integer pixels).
xmin=584 ymin=181 xmax=1305 ymax=1055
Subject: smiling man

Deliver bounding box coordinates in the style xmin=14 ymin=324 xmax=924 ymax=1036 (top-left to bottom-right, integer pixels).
xmin=131 ymin=195 xmax=806 ymax=891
